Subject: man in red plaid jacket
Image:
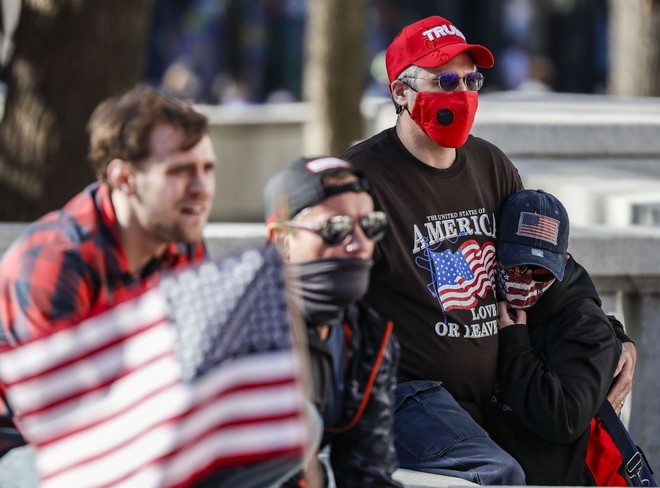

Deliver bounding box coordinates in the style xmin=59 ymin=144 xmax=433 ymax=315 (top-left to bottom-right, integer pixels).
xmin=0 ymin=86 xmax=215 ymax=455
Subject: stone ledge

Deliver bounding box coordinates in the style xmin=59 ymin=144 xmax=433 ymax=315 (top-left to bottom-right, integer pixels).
xmin=3 ymin=221 xmax=660 ymax=297
xmin=515 ymin=159 xmax=660 ymax=227
xmin=370 ymin=92 xmax=660 ymax=157
xmin=393 ymin=468 xmax=478 ymax=487
xmin=200 ymin=93 xmax=660 ymax=221
xmin=2 ymin=222 xmax=660 ymax=278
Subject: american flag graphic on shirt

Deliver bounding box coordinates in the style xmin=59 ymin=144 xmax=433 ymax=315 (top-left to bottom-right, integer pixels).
xmin=517 ymin=212 xmax=560 ymax=245
xmin=0 ymin=245 xmax=307 ymax=488
xmin=427 ymin=240 xmax=496 ymax=312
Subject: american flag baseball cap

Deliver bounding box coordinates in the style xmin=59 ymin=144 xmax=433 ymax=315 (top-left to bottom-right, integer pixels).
xmin=497 ymin=189 xmax=570 ymax=281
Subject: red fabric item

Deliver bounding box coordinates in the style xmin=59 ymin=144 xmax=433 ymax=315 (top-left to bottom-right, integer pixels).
xmin=384 ymin=15 xmax=494 ymax=82
xmin=587 ymin=416 xmax=629 ymax=486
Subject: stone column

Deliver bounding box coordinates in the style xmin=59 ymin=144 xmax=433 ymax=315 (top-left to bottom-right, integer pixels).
xmin=626 ymin=292 xmax=660 ymax=471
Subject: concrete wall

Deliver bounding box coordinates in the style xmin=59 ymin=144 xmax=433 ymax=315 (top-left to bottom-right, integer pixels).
xmin=202 ymin=93 xmax=660 ymax=224
xmin=202 ymin=104 xmax=308 ymax=222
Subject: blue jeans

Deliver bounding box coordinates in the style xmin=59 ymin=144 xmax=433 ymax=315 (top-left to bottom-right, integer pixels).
xmin=393 ymin=381 xmax=526 ymax=486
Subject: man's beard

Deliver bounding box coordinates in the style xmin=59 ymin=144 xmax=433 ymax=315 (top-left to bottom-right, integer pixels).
xmin=147 ymin=217 xmax=206 ymax=244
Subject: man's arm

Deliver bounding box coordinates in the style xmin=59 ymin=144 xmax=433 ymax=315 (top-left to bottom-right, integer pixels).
xmin=0 ymin=244 xmax=94 ymax=345
xmin=0 ymin=242 xmax=94 ymax=455
xmin=606 ymin=315 xmax=637 ymax=415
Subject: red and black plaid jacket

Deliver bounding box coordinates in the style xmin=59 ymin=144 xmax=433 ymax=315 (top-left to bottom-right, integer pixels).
xmin=0 ymin=182 xmax=207 ymax=346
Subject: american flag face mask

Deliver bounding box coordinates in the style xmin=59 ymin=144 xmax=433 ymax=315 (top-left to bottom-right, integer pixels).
xmin=496 ymin=265 xmax=556 ymax=309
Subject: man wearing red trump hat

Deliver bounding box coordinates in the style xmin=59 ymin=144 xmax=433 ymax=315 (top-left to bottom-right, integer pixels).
xmin=341 ymin=15 xmax=637 ymax=484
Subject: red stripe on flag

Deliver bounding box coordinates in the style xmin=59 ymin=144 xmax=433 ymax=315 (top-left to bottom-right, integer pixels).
xmin=19 ymin=349 xmax=176 ymax=418
xmin=41 ymin=403 xmax=302 ymax=482
xmin=2 ymin=317 xmax=168 ymax=388
xmin=168 ymin=449 xmax=303 ymax=488
xmin=35 ymin=378 xmax=179 ymax=448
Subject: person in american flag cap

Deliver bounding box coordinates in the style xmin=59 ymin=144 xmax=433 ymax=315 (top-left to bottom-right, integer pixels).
xmin=489 ymin=188 xmax=629 ymax=485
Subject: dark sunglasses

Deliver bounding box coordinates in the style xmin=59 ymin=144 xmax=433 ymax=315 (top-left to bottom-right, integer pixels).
xmin=284 ymin=211 xmax=388 ymax=246
xmin=403 ymin=71 xmax=484 ymax=92
xmin=508 ymin=265 xmax=555 ymax=283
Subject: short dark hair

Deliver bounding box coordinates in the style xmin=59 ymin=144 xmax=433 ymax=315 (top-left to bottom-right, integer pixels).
xmin=87 ymin=85 xmax=209 ymax=181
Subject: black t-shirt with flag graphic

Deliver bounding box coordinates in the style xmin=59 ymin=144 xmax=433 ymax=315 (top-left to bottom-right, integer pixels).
xmin=341 ymin=128 xmax=523 ymax=424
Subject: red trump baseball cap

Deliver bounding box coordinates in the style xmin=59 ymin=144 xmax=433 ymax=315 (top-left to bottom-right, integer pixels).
xmin=385 ymin=16 xmax=494 ymax=83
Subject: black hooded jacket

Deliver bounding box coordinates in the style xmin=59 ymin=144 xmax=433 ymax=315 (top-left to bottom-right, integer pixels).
xmin=487 ymin=256 xmax=621 ymax=486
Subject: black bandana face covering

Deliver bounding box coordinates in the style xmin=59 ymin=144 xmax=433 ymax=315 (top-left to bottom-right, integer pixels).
xmin=284 ymin=258 xmax=373 ymax=325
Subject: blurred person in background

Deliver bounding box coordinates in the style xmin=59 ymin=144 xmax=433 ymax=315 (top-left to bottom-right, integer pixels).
xmin=0 ymin=86 xmax=215 ymax=346
xmin=160 ymin=60 xmax=203 ymax=100
xmin=0 ymin=86 xmax=304 ymax=487
xmin=265 ymin=156 xmax=402 ymax=487
xmin=0 ymin=83 xmax=213 ymax=467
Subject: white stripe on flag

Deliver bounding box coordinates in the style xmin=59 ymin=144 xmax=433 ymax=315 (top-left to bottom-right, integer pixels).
xmin=9 ymin=318 xmax=174 ymax=415
xmin=23 ymin=349 xmax=299 ymax=445
xmin=38 ymin=377 xmax=302 ymax=475
xmin=164 ymin=418 xmax=306 ymax=487
xmin=23 ymin=354 xmax=180 ymax=444
xmin=40 ymin=388 xmax=303 ymax=487
xmin=33 ymin=351 xmax=300 ymax=480
xmin=42 ymin=417 xmax=306 ymax=488
xmin=0 ymin=290 xmax=167 ymax=383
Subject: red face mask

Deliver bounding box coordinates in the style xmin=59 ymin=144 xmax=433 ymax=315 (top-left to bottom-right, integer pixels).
xmin=408 ymin=90 xmax=478 ymax=148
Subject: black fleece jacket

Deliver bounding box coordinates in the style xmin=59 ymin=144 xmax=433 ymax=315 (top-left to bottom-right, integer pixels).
xmin=487 ymin=256 xmax=621 ymax=486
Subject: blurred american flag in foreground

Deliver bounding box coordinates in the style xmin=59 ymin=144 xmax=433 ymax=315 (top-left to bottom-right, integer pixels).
xmin=0 ymin=245 xmax=307 ymax=488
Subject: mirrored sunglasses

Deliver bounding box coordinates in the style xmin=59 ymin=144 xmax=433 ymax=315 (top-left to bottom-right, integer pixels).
xmin=508 ymin=265 xmax=555 ymax=283
xmin=437 ymin=71 xmax=484 ymax=92
xmin=403 ymin=71 xmax=484 ymax=92
xmin=284 ymin=211 xmax=388 ymax=246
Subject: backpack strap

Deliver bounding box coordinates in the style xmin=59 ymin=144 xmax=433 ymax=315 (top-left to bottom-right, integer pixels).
xmin=597 ymin=400 xmax=656 ymax=486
